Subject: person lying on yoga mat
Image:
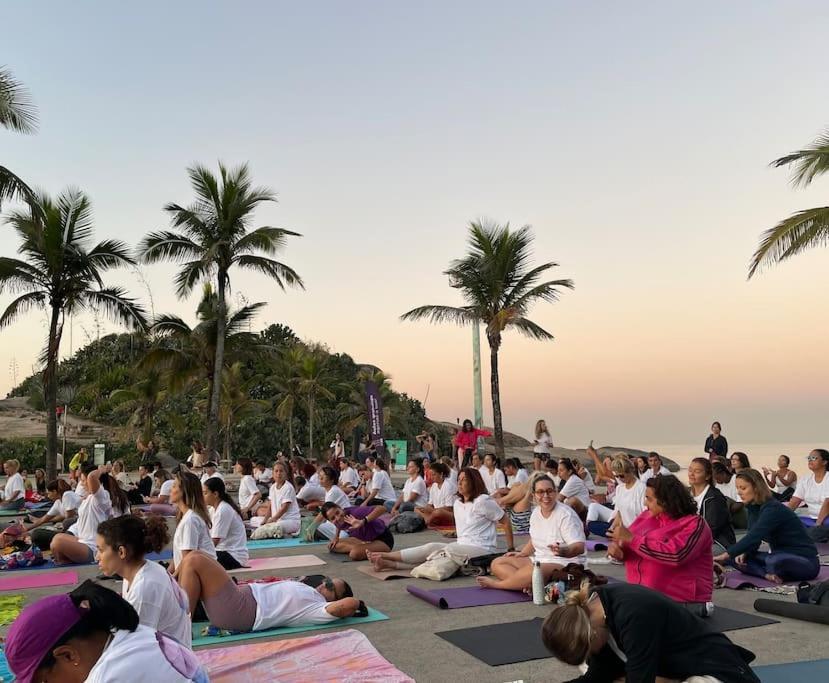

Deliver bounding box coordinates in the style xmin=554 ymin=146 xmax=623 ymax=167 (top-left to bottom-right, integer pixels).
xmin=321 ymin=501 xmax=394 ymax=559
xmin=477 ymin=474 xmax=585 ymax=591
xmin=96 ymin=514 xmax=192 ymax=648
xmin=713 ymin=468 xmax=819 ymax=584
xmin=303 ymin=467 xmax=352 ymax=540
xmin=585 ymin=456 xmax=645 ymax=538
xmin=176 ymin=551 xmax=361 ymax=632
xmin=607 ymin=474 xmax=714 ymax=616
xmin=367 ymin=467 xmax=514 ymax=571
xmin=389 ymin=458 xmax=428 ymax=515
xmin=4 ymin=580 xmax=206 ymax=683
xmin=26 ymin=479 xmax=81 ymax=550
xmin=51 ymin=464 xmax=115 ymax=565
xmin=541 ymin=582 xmax=761 ymax=683
xmin=170 ymin=471 xmax=216 ymax=576
xmin=203 ymin=477 xmax=249 ymax=570
xmin=787 ymin=448 xmax=829 ymax=541
xmin=688 ymin=457 xmax=735 ymax=553
xmin=416 ymin=462 xmax=457 ymax=527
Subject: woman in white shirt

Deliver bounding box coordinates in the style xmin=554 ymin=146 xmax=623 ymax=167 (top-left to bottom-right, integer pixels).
xmin=479 ymin=453 xmax=507 ymax=496
xmin=557 ymin=458 xmax=591 ymax=512
xmin=144 ymin=469 xmax=175 ymax=515
xmin=51 ymin=464 xmax=114 ymax=564
xmin=363 ymin=457 xmax=397 ymax=509
xmin=235 ymin=458 xmax=261 ymax=519
xmin=494 ymin=457 xmax=528 ymax=499
xmin=788 ymin=448 xmax=829 ymax=529
xmin=1 ymin=459 xmax=26 ymax=510
xmin=338 ymin=459 xmax=360 ymax=494
xmin=203 ymin=477 xmax=249 ymax=570
xmin=367 ymin=467 xmax=515 ymax=572
xmin=27 ymin=479 xmax=82 ymax=550
xmin=4 ymin=581 xmax=206 ymax=683
xmin=586 ymin=457 xmax=645 ymax=538
xmin=390 ymin=459 xmax=428 ymax=515
xmin=532 ymin=419 xmax=554 ymax=471
xmin=305 ymin=466 xmax=355 ymax=541
xmin=96 ymin=514 xmax=192 ymax=647
xmin=263 ymin=462 xmax=301 ymax=536
xmin=417 ymin=462 xmax=458 ymax=527
xmin=170 ymin=471 xmax=216 ymax=575
xmin=479 ymin=474 xmax=586 ymax=591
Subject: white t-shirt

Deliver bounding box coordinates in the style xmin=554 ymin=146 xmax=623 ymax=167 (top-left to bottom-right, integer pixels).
xmin=324 ymin=485 xmax=350 ymax=508
xmin=530 ymin=503 xmax=587 ymax=565
xmin=534 ymin=432 xmax=553 ymax=454
xmin=269 ymin=481 xmax=301 ymax=525
xmin=173 ymin=509 xmax=216 ymax=568
xmin=692 ymin=485 xmax=709 ymax=509
xmin=75 ymin=480 xmax=88 ymax=498
xmin=454 ymin=494 xmax=504 ymax=553
xmin=613 ymin=479 xmax=647 ymax=527
xmin=200 ymin=471 xmax=224 ymax=485
xmin=249 ymin=580 xmax=338 ymax=631
xmin=72 ymin=486 xmax=113 ymax=550
xmin=158 ymin=479 xmax=174 ymax=499
xmin=46 ymin=490 xmax=82 ymax=519
xmin=429 ymin=479 xmax=458 ymax=508
xmin=3 ymin=473 xmax=24 ymax=501
xmin=122 ymin=560 xmax=192 ymax=647
xmin=508 ymin=469 xmax=529 ymax=488
xmin=580 ymin=469 xmax=596 ymax=493
xmin=296 ymin=482 xmax=326 ymax=502
xmin=560 ymin=475 xmax=591 ymax=507
xmin=339 ymin=467 xmax=360 ymax=489
xmin=793 ymin=473 xmax=829 ymax=519
xmin=479 ymin=468 xmax=507 ymax=495
xmin=716 ymin=478 xmax=738 ymax=502
xmin=641 ymin=466 xmax=670 ymax=484
xmin=238 ymin=475 xmax=260 ymax=509
xmin=402 ymin=476 xmax=428 ymax=507
xmin=448 ymin=468 xmax=458 ymax=487
xmin=370 ymin=470 xmax=396 ymax=501
xmin=209 ymin=500 xmax=249 ymax=565
xmin=85 ymin=625 xmax=196 ymax=683
xmin=255 ymin=467 xmax=273 ymax=483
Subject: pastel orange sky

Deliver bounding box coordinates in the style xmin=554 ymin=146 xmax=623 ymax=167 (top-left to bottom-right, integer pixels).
xmin=2 ymin=3 xmax=828 ymax=447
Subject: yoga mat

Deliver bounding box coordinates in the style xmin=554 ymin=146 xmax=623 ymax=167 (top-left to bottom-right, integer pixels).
xmin=0 ymin=569 xmax=78 ymax=591
xmin=437 ymin=618 xmax=548 ymax=666
xmin=229 ymin=555 xmax=326 ymax=573
xmin=0 ymin=650 xmax=12 ymax=682
xmin=754 ymin=598 xmax=829 ymax=625
xmin=191 ymin=608 xmax=389 ymax=647
xmin=753 ymin=658 xmax=829 ymax=682
xmin=0 ymin=595 xmax=25 ymax=626
xmin=724 ymin=564 xmax=829 ymax=590
xmin=407 ymin=584 xmax=531 ymax=609
xmin=247 ymin=537 xmax=326 ymax=550
xmin=196 ymin=629 xmax=414 ymax=683
xmin=705 ymin=606 xmax=778 ymax=632
xmin=0 ymin=549 xmax=172 ymax=573
xmin=585 ymin=540 xmax=609 ymax=552
xmin=817 ymin=543 xmax=829 ymax=555
xmin=356 ymin=565 xmax=411 ymax=581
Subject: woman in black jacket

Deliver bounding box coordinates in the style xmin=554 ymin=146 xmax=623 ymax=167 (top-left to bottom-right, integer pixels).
xmin=688 ymin=457 xmax=736 ymax=552
xmin=541 ymin=582 xmax=760 ymax=683
xmin=704 ymin=421 xmax=728 ymax=460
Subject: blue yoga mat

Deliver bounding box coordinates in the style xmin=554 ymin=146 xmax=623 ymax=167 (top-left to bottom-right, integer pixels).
xmin=247 ymin=538 xmax=327 ymax=550
xmin=0 ymin=648 xmax=14 ymax=681
xmin=0 ymin=549 xmax=172 ymax=573
xmin=191 ymin=607 xmax=389 ymax=647
xmin=754 ymin=658 xmax=829 ymax=682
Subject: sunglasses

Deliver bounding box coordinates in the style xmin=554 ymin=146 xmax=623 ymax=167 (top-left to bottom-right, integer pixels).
xmin=807 ymin=455 xmax=820 ymax=462
xmin=535 ymin=488 xmax=556 ymax=496
xmin=323 ymin=577 xmax=338 ymax=598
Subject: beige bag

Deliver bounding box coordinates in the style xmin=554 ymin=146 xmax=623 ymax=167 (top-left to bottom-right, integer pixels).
xmin=410 ymin=547 xmax=468 ymax=581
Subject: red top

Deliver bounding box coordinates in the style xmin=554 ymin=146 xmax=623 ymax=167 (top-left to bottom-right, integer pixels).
xmin=453 ymin=428 xmax=492 ymax=450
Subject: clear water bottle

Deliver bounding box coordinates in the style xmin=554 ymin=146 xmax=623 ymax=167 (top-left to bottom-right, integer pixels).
xmin=532 ymin=561 xmax=545 ymax=605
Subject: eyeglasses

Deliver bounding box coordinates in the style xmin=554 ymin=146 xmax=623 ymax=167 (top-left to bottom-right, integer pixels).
xmin=535 ymin=489 xmax=556 ymax=496
xmin=807 ymin=455 xmax=819 ymax=462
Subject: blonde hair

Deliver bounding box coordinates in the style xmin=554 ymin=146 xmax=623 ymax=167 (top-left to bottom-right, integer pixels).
xmin=735 ymin=468 xmax=772 ymax=504
xmin=523 ymin=470 xmax=550 ymax=503
xmin=610 ymin=456 xmax=635 ymax=478
xmin=535 ymin=420 xmax=550 ymax=439
xmin=5 ymin=459 xmax=20 ymax=473
xmin=541 ymin=580 xmax=593 ymax=665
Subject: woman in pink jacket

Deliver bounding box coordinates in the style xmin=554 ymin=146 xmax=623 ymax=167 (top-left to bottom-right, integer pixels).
xmin=453 ymin=419 xmax=492 ymax=470
xmin=608 ymin=474 xmax=714 ymax=617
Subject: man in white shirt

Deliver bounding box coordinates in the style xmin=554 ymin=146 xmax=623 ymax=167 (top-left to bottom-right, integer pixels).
xmin=200 ymin=462 xmax=224 ymax=485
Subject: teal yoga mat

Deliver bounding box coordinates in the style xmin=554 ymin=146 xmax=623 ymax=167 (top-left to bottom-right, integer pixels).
xmin=754 ymin=658 xmax=829 ymax=682
xmin=191 ymin=607 xmax=389 ymax=647
xmin=247 ymin=538 xmax=327 ymax=550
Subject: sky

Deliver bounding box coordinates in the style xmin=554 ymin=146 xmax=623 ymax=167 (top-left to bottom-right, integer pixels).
xmin=3 ymin=2 xmax=829 ymax=449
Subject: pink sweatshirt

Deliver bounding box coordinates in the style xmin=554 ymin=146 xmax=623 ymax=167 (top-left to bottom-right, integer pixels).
xmin=454 ymin=429 xmax=492 ymax=451
xmin=623 ymin=510 xmax=713 ymax=604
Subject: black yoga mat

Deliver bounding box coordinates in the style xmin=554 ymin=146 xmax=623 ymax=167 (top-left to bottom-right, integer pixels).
xmin=754 ymin=598 xmax=829 ymax=625
xmin=437 ymin=608 xmax=778 ymax=667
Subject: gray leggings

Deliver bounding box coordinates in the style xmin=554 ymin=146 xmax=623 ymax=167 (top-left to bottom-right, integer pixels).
xmin=399 ymin=542 xmax=492 ymax=565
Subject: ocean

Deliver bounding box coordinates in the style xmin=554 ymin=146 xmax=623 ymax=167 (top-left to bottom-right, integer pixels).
xmin=642 ymin=442 xmax=823 ymax=476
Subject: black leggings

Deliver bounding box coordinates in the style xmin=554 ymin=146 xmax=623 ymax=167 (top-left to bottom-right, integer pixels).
xmin=216 ymin=550 xmax=244 ymax=570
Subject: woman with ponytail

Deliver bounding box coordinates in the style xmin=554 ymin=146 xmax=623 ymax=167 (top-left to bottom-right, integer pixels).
xmin=96 ymin=515 xmax=192 ymax=647
xmin=5 ymin=580 xmax=206 ymax=682
xmin=203 ymin=477 xmax=249 ymax=570
xmin=541 ymin=582 xmax=760 ymax=682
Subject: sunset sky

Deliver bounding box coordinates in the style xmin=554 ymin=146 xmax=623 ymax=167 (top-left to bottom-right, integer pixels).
xmin=3 ymin=2 xmax=829 ymax=448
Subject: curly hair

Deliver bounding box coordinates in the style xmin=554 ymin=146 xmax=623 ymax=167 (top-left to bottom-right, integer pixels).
xmin=647 ymin=474 xmax=697 ymax=518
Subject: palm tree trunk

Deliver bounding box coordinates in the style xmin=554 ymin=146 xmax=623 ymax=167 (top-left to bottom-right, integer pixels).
xmin=224 ymin=415 xmax=231 ymax=464
xmin=206 ymin=274 xmax=227 ymax=457
xmin=308 ymin=395 xmax=315 ymax=457
xmin=488 ymin=335 xmax=505 ymax=459
xmin=44 ymin=305 xmax=62 ymax=480
xmin=288 ymin=413 xmax=294 ymax=453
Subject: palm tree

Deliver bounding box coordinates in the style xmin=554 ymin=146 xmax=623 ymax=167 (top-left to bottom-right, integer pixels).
xmin=297 ymin=346 xmax=335 ymax=457
xmin=139 ymin=162 xmax=304 ymax=456
xmin=0 ymin=189 xmax=147 ymax=477
xmin=401 ymin=221 xmax=573 ymax=457
xmin=273 ymin=345 xmax=304 ymax=454
xmin=0 ymin=66 xmax=38 ymax=208
xmin=213 ymin=363 xmax=269 ymax=463
xmin=749 ymin=129 xmax=829 ymax=277
xmin=110 ymin=369 xmax=166 ymax=443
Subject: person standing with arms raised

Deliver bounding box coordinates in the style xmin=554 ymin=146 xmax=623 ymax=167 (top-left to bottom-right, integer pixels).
xmin=705 ymin=421 xmax=728 ymax=461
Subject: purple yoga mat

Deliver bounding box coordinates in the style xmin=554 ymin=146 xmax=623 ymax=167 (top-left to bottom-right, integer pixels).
xmin=724 ymin=564 xmax=829 ymax=590
xmin=585 ymin=540 xmax=609 ymax=552
xmin=0 ymin=570 xmax=78 ymax=591
xmin=406 ymin=584 xmax=532 ymax=609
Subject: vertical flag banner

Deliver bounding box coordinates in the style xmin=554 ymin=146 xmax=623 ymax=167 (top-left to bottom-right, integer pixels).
xmin=364 ymin=380 xmax=385 ymax=457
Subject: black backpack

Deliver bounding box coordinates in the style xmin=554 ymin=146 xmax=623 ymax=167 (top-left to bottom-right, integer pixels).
xmin=796 ymin=579 xmax=829 ymax=606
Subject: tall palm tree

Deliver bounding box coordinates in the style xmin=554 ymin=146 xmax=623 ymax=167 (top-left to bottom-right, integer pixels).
xmin=0 ymin=66 xmax=37 ymax=208
xmin=750 ymin=129 xmax=829 ymax=277
xmin=139 ymin=162 xmax=304 ymax=457
xmin=401 ymin=221 xmax=573 ymax=457
xmin=273 ymin=345 xmax=305 ymax=454
xmin=213 ymin=363 xmax=269 ymax=463
xmin=0 ymin=189 xmax=147 ymax=477
xmin=297 ymin=346 xmax=335 ymax=457
xmin=110 ymin=369 xmax=166 ymax=443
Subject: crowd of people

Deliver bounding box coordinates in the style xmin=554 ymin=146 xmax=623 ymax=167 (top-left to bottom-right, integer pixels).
xmin=0 ymin=419 xmax=826 ymax=682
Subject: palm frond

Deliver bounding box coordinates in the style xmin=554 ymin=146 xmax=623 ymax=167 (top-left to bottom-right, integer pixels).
xmin=508 ymin=317 xmax=554 ymax=341
xmin=234 ymin=226 xmax=301 ymax=256
xmin=0 ymin=165 xmax=36 ymax=208
xmin=86 ymin=239 xmax=137 ymax=270
xmin=508 ymin=279 xmax=575 ymax=312
xmin=749 ymin=206 xmax=829 ymax=278
xmin=0 ymin=257 xmax=46 ymax=293
xmin=150 ymin=314 xmax=192 ymax=336
xmin=82 ymin=287 xmax=148 ymax=331
xmin=0 ymin=66 xmax=38 ymax=133
xmin=771 ymin=131 xmax=829 ymax=188
xmin=226 ymin=302 xmax=267 ymax=334
xmin=399 ymin=305 xmax=477 ymax=326
xmin=234 ymin=255 xmax=305 ymax=290
xmin=173 ymin=259 xmax=213 ymax=298
xmin=0 ymin=291 xmax=46 ymax=328
xmin=139 ymin=231 xmax=205 ymax=264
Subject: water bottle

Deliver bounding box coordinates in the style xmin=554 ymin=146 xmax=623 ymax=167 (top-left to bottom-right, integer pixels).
xmin=532 ymin=561 xmax=545 ymax=605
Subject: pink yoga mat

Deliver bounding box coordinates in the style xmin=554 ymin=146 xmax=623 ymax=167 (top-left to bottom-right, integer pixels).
xmin=0 ymin=570 xmax=78 ymax=591
xmin=724 ymin=564 xmax=829 ymax=590
xmin=229 ymin=555 xmax=326 ymax=573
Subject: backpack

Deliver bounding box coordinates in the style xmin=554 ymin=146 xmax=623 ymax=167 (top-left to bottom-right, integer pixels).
xmin=388 ymin=511 xmax=425 ymax=534
xmin=796 ymin=579 xmax=829 ymax=607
